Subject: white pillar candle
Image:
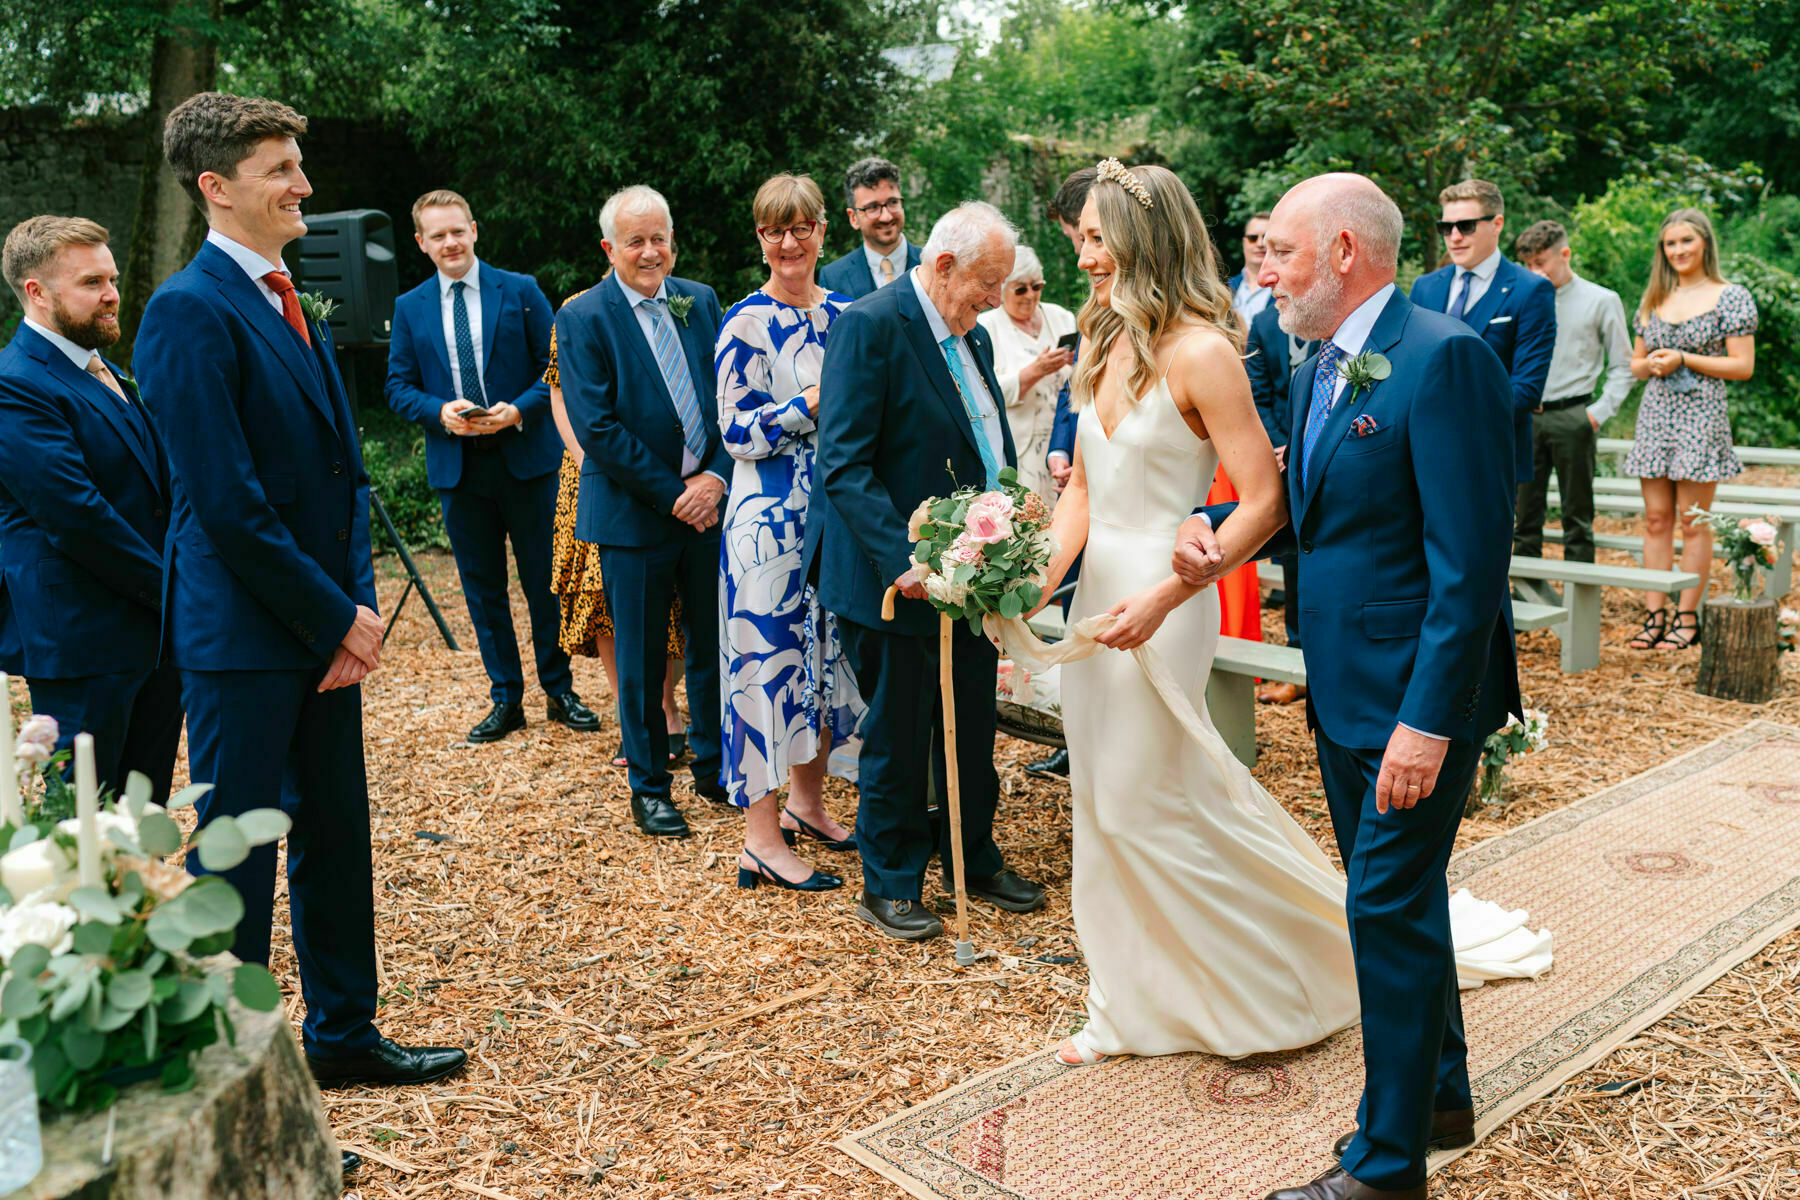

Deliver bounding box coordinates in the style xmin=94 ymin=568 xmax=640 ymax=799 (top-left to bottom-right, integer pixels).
xmin=74 ymin=733 xmax=102 ymax=889
xmin=0 ymin=674 xmax=19 ymax=828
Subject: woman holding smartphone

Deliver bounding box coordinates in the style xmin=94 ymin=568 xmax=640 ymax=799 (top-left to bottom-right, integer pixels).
xmin=979 ymin=245 xmax=1076 ymax=504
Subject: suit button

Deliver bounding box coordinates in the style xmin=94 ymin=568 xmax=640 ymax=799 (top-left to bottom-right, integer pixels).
xmin=1300 ymin=539 xmax=1315 ymax=554
xmin=331 ymin=461 xmax=344 ymax=475
xmin=336 ymin=529 xmax=349 ymax=542
xmin=153 ymin=507 xmax=166 ymax=519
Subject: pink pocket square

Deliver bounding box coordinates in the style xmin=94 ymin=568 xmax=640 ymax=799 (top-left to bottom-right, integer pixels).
xmin=1350 ymin=414 xmax=1380 ymax=438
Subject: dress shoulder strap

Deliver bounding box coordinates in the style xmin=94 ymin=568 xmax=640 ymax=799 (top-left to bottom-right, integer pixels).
xmin=1158 ymin=325 xmax=1209 ymax=383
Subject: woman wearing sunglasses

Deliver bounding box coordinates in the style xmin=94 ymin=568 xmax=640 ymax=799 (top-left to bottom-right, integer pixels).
xmin=713 ymin=173 xmax=865 ymax=892
xmin=978 ymin=245 xmax=1076 ymax=503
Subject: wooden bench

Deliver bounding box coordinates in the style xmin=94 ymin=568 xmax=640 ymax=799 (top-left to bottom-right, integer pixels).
xmin=1598 ymin=437 xmax=1800 ymax=469
xmin=1508 ymin=557 xmax=1701 ymax=672
xmin=1544 ymin=490 xmax=1799 ymax=599
xmin=1589 ymin=475 xmax=1800 ymax=507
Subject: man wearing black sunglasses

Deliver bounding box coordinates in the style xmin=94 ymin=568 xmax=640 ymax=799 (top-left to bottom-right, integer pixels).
xmin=1410 ymin=179 xmax=1556 ymax=485
xmin=819 ymin=157 xmax=923 ymax=300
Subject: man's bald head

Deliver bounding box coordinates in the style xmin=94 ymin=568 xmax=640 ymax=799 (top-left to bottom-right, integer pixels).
xmin=1260 ymin=173 xmax=1404 ymax=340
xmin=1280 ymin=173 xmax=1403 ymax=274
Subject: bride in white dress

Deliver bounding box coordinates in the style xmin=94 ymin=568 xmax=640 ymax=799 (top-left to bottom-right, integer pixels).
xmin=1024 ymin=162 xmax=1548 ymax=1067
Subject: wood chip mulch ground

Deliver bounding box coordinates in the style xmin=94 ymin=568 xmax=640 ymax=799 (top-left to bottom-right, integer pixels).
xmin=274 ymin=505 xmax=1800 ymax=1200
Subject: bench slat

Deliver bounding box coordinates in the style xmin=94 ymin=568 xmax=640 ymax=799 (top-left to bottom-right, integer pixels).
xmin=1599 ymin=437 xmax=1800 ymax=469
xmin=1508 ymin=555 xmax=1698 ymax=591
xmin=1213 ymin=636 xmax=1307 ymax=683
xmin=1590 ymin=476 xmax=1800 ymax=506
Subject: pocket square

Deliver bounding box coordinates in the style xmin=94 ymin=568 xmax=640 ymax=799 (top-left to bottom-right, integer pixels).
xmin=1350 ymin=414 xmax=1380 ymax=438
xmin=1487 ymin=315 xmax=1514 ymax=325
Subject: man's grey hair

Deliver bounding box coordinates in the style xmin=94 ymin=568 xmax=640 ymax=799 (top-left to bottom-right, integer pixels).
xmin=599 ymin=185 xmax=673 ymax=243
xmin=1005 ymin=244 xmax=1044 ymax=287
xmin=842 ymin=156 xmax=901 ymax=208
xmin=922 ymin=202 xmax=1019 ymax=271
xmin=1315 ymin=185 xmax=1403 ymax=271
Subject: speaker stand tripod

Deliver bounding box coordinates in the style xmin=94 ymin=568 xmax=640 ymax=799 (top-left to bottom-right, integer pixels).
xmin=370 ymin=488 xmax=460 ymax=650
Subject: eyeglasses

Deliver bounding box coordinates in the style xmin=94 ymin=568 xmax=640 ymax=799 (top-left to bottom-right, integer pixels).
xmin=1011 ymin=282 xmax=1045 ymax=294
xmin=1243 ymin=233 xmax=1265 ymax=244
xmin=854 ymin=197 xmax=904 ymax=217
xmin=758 ymin=221 xmax=819 ymax=245
xmin=1436 ymin=215 xmax=1498 ymax=237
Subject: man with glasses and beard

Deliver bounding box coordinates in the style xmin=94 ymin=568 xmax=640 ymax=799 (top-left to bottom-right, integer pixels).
xmin=1410 ymin=180 xmax=1556 ymax=485
xmin=0 ymin=217 xmax=183 ymax=804
xmin=818 ymin=157 xmax=922 ymax=300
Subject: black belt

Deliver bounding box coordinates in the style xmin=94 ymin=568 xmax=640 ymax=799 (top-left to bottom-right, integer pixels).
xmin=1538 ymin=395 xmax=1589 ymax=413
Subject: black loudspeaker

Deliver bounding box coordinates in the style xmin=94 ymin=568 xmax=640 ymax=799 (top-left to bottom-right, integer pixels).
xmin=291 ymin=209 xmax=398 ymax=348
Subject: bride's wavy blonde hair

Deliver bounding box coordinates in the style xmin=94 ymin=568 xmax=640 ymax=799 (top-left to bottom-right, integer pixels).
xmin=1072 ymin=164 xmax=1242 ymax=410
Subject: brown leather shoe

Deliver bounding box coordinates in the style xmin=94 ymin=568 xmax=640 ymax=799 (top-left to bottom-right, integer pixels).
xmin=1256 ymin=681 xmax=1307 ymax=705
xmin=1332 ymin=1107 xmax=1475 ymax=1159
xmin=1262 ymin=1166 xmax=1424 ymax=1200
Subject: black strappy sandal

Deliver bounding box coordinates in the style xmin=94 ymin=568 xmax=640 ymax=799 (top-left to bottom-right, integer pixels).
xmin=1629 ymin=609 xmax=1668 ymax=651
xmin=780 ymin=809 xmax=858 ymax=852
xmin=1660 ymin=609 xmax=1701 ymax=649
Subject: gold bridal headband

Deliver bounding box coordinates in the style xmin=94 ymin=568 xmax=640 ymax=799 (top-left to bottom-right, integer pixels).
xmin=1095 ymin=157 xmax=1153 ymax=209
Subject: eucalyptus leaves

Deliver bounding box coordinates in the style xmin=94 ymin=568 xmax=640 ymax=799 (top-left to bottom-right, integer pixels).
xmin=297 ymin=292 xmax=338 ymax=325
xmin=1334 ymin=349 xmax=1391 ymax=406
xmin=666 ymin=294 xmax=695 ymax=326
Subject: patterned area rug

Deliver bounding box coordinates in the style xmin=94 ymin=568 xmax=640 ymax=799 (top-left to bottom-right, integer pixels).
xmin=838 ymin=721 xmax=1800 ymax=1199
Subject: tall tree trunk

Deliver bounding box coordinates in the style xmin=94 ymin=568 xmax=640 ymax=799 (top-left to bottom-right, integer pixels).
xmin=117 ymin=0 xmax=220 ymax=369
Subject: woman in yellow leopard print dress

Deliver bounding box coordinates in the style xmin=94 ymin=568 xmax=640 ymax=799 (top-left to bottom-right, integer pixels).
xmin=548 ymin=287 xmax=688 ymax=764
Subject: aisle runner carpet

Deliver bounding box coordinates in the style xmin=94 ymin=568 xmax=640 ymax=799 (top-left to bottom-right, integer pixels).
xmin=838 ymin=721 xmax=1800 ymax=1199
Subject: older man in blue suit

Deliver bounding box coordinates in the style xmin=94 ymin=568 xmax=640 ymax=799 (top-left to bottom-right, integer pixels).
xmin=385 ymin=188 xmax=597 ymax=744
xmin=817 ymin=157 xmax=922 ymax=300
xmin=1410 ymin=179 xmax=1556 ymax=484
xmin=0 ymin=216 xmax=182 ymax=802
xmin=136 ymin=92 xmax=464 ymax=1092
xmin=1178 ymin=174 xmax=1519 ymax=1200
xmin=555 ymin=185 xmax=730 ymax=839
xmin=806 ymin=201 xmax=1045 ymax=942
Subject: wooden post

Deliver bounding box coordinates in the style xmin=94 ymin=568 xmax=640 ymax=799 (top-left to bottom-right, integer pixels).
xmin=1695 ymin=598 xmax=1780 ymax=703
xmin=940 ymin=612 xmax=973 ymax=963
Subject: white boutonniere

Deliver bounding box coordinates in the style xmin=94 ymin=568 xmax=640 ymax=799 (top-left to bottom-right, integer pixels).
xmin=1335 ymin=350 xmax=1391 ymax=405
xmin=667 ymin=294 xmax=695 ymax=326
xmin=298 ymin=292 xmax=338 ymax=324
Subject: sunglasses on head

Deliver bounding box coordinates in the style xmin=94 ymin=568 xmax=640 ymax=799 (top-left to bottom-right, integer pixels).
xmin=1436 ymin=215 xmax=1497 ymax=237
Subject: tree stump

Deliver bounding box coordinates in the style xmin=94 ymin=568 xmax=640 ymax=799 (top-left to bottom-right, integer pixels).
xmin=6 ymin=996 xmax=338 ymax=1200
xmin=1695 ymin=597 xmax=1780 ymax=704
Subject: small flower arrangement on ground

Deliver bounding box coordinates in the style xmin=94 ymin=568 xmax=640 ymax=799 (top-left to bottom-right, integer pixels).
xmin=1473 ymin=708 xmax=1550 ymax=812
xmin=1687 ymin=507 xmax=1784 ymax=602
xmin=1778 ymin=607 xmax=1799 ymax=654
xmin=908 ymin=466 xmax=1057 ymax=635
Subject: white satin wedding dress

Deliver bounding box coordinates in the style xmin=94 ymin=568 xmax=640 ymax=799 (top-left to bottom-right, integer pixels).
xmin=994 ymin=371 xmax=1551 ymax=1062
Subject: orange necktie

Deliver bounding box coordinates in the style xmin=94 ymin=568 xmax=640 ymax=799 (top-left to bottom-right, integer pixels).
xmin=260 ymin=270 xmax=312 ymax=346
xmin=878 ymin=257 xmax=895 ymax=284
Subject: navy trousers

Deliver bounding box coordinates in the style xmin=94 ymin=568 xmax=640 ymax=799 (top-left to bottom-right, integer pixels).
xmin=1281 ymin=553 xmax=1302 ymax=648
xmin=27 ymin=664 xmax=185 ymax=805
xmin=596 ymin=534 xmax=723 ymax=798
xmin=438 ymin=449 xmax=570 ymax=704
xmin=837 ymin=616 xmax=1004 ymax=900
xmin=181 ymin=667 xmax=380 ymax=1056
xmin=1316 ymin=730 xmax=1480 ymax=1191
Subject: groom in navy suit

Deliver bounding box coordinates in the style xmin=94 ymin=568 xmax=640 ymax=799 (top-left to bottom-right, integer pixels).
xmin=555 ymin=185 xmax=730 ymax=838
xmin=1179 ymin=174 xmax=1518 ymax=1200
xmin=136 ymin=92 xmax=464 ymax=1090
xmin=806 ymin=202 xmax=1045 ymax=941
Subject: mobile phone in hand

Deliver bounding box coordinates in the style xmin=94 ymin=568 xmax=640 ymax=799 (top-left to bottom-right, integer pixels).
xmin=1056 ymin=332 xmax=1080 ymax=352
xmin=457 ymin=404 xmax=492 ymax=419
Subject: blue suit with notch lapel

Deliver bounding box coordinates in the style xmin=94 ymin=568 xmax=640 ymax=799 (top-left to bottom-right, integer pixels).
xmin=802 ymin=275 xmax=1018 ymax=900
xmin=0 ymin=324 xmax=183 ymax=802
xmin=555 ymin=272 xmax=728 ymax=800
xmin=1410 ymin=257 xmax=1556 ymax=482
xmin=817 ymin=240 xmax=922 ymax=301
xmin=384 ymin=261 xmax=570 ymax=706
xmin=136 ymin=237 xmax=381 ymax=1057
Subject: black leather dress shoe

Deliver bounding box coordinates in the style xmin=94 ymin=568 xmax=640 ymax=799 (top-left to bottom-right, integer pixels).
xmin=307 ymin=1038 xmax=467 ymax=1088
xmin=1333 ymin=1107 xmax=1475 ymax=1159
xmin=545 ymin=690 xmax=600 ymax=731
xmin=1263 ymin=1166 xmax=1424 ymax=1200
xmin=692 ymin=774 xmax=735 ymax=808
xmin=467 ymin=701 xmax=525 ymax=744
xmin=856 ymin=892 xmax=943 ymax=940
xmin=630 ymin=792 xmax=691 ymax=838
xmin=1024 ymin=747 xmax=1070 ymax=778
xmin=341 ymin=1151 xmax=362 ymax=1178
xmin=957 ymin=869 xmax=1046 ymax=912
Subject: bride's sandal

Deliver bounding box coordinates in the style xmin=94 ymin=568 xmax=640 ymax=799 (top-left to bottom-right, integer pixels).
xmin=1628 ymin=609 xmax=1668 ymax=651
xmin=1054 ymin=1033 xmax=1107 ymax=1067
xmin=1660 ymin=609 xmax=1701 ymax=649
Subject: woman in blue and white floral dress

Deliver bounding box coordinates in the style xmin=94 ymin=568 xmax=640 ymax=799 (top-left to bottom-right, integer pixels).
xmin=716 ymin=174 xmax=865 ymax=892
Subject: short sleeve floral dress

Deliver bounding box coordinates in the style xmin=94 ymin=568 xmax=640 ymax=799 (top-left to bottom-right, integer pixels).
xmin=1623 ymin=284 xmax=1758 ymax=483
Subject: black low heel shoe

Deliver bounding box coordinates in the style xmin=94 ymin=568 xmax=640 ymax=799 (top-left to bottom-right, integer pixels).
xmin=780 ymin=808 xmax=857 ymax=852
xmin=736 ymin=848 xmax=843 ymax=892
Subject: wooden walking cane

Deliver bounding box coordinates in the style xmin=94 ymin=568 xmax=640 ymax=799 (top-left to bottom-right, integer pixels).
xmin=882 ymin=584 xmax=980 ymax=968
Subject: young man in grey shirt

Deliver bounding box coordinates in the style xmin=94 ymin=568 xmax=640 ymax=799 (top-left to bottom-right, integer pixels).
xmin=1514 ymin=220 xmax=1634 ymax=562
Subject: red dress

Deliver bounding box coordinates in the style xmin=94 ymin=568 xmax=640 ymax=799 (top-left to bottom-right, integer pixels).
xmin=1206 ymin=470 xmax=1263 ymax=641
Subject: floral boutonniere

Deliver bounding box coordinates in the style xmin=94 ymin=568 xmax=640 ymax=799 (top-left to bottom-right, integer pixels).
xmin=298 ymin=292 xmax=338 ymax=324
xmin=1335 ymin=350 xmax=1391 ymax=406
xmin=667 ymin=294 xmax=695 ymax=326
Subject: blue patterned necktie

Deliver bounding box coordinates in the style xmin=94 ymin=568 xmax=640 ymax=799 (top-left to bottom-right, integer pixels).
xmin=1300 ymin=340 xmax=1347 ymax=488
xmin=940 ymin=334 xmax=1002 ymax=488
xmin=645 ymin=297 xmax=711 ymax=467
xmin=450 ymin=280 xmax=489 ymax=407
xmin=1446 ymin=269 xmax=1471 ymax=322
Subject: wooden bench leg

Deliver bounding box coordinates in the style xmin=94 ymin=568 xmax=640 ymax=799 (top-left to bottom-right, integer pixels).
xmin=1514 ymin=578 xmax=1560 ymax=607
xmin=1205 ymin=672 xmax=1258 ymax=768
xmin=1562 ymin=582 xmax=1602 ymax=673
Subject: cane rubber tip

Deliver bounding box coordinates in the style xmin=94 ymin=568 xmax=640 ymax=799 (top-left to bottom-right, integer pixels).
xmin=954 ymin=941 xmax=977 ymax=968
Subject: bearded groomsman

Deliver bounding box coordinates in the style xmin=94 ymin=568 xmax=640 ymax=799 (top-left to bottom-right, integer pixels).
xmin=818 ymin=157 xmax=921 ymax=300
xmin=0 ymin=217 xmax=182 ymax=802
xmin=136 ymin=91 xmax=464 ymax=1089
xmin=385 ymin=188 xmax=598 ymax=744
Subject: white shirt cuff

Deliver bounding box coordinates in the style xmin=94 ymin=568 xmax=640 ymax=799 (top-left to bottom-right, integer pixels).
xmin=1047 ymin=451 xmax=1071 ymax=465
xmin=1399 ymin=721 xmax=1449 ymax=742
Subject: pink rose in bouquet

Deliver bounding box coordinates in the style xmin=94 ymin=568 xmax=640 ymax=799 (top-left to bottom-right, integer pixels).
xmin=963 ymin=492 xmax=1015 ymax=545
xmin=1744 ymin=519 xmax=1778 ymax=547
xmin=904 ymin=468 xmax=1059 ymax=630
xmin=944 ymin=534 xmax=985 ymax=567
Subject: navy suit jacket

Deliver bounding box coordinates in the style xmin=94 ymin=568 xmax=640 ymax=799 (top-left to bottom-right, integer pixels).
xmin=804 ymin=276 xmax=1018 ymax=639
xmin=1047 ymin=334 xmax=1081 ymax=463
xmin=1410 ymin=257 xmax=1556 ymax=482
xmin=818 ymin=240 xmax=923 ymax=301
xmin=0 ymin=326 xmax=169 ymax=678
xmin=136 ymin=240 xmax=377 ymax=671
xmin=554 ymin=273 xmax=729 ymax=547
xmin=1245 ymin=305 xmax=1315 ymax=449
xmin=383 ymin=262 xmax=558 ymax=489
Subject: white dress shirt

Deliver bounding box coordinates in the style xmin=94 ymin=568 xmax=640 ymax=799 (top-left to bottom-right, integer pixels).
xmin=910 ymin=268 xmax=1006 ymax=468
xmin=1543 ymin=272 xmax=1635 ymax=426
xmin=1447 ymin=249 xmax=1503 ymax=316
xmin=1233 ymin=275 xmax=1273 ymax=319
xmin=864 ymin=241 xmax=910 ymax=289
xmin=617 ymin=273 xmax=723 ymax=482
xmin=437 ymin=258 xmax=487 ymax=403
xmin=205 ymin=229 xmax=288 ymax=313
xmin=23 ymin=317 xmax=133 ymax=406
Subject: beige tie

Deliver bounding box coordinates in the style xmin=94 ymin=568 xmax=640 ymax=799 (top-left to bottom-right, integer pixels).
xmin=878 ymin=256 xmax=895 ymax=284
xmin=86 ymin=355 xmax=128 ymax=402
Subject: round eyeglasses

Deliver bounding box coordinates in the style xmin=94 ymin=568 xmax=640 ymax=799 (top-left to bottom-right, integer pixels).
xmin=758 ymin=221 xmax=819 ymax=245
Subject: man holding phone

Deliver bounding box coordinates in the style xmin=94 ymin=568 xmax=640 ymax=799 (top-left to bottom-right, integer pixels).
xmin=386 ymin=188 xmax=600 ymax=744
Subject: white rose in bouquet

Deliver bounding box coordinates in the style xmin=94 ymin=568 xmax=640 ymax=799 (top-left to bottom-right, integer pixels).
xmin=924 ymin=572 xmax=971 ymax=606
xmin=0 ymin=899 xmax=79 ymax=962
xmin=0 ymin=836 xmax=74 ymax=902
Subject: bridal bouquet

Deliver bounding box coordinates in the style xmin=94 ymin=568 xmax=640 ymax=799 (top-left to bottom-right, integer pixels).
xmin=1687 ymin=506 xmax=1784 ymax=602
xmin=907 ymin=467 xmax=1057 ymax=635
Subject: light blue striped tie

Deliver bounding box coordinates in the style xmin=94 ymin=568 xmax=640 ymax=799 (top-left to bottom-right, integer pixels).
xmin=940 ymin=335 xmax=1001 ymax=488
xmin=1300 ymin=340 xmax=1346 ymax=488
xmin=645 ymin=297 xmax=710 ymax=465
